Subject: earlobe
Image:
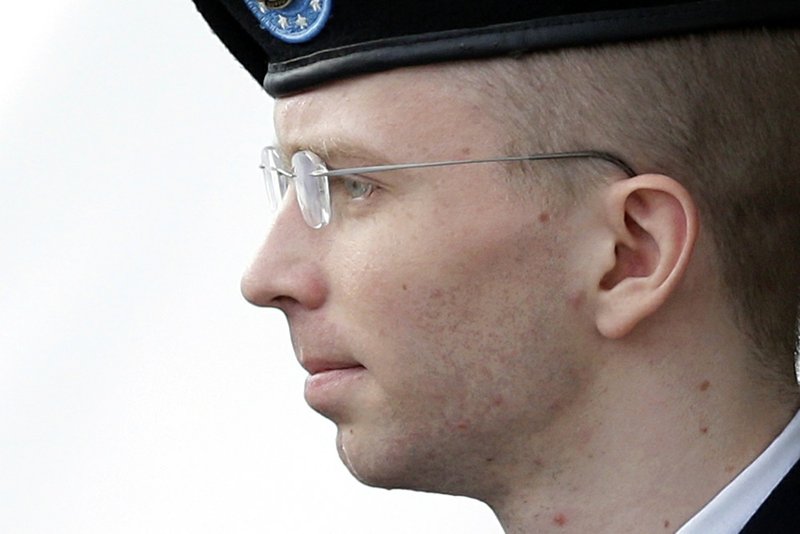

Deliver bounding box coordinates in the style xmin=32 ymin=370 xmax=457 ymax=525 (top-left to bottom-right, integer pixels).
xmin=594 ymin=174 xmax=698 ymax=339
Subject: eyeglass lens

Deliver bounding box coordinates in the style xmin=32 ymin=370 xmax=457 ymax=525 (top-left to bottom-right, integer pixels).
xmin=292 ymin=151 xmax=330 ymax=229
xmin=261 ymin=148 xmax=331 ymax=229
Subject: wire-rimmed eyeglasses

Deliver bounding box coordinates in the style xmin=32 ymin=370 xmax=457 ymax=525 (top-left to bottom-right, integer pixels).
xmin=260 ymin=146 xmax=637 ymax=229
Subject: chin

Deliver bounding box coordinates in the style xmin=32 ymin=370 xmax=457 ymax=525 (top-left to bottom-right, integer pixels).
xmin=335 ymin=429 xmax=408 ymax=488
xmin=333 ymin=426 xmax=483 ymax=496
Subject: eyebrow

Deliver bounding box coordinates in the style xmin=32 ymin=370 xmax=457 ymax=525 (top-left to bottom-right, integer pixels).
xmin=276 ymin=136 xmax=390 ymax=167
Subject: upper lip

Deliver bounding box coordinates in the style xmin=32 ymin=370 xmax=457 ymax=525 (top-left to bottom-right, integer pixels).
xmin=300 ymin=357 xmax=364 ymax=376
xmin=290 ymin=322 xmax=364 ymax=375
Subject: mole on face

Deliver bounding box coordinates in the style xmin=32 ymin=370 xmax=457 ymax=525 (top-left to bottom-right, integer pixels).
xmin=567 ymin=291 xmax=586 ymax=311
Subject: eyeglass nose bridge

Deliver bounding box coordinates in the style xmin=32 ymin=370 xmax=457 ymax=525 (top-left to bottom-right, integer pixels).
xmin=261 ymin=147 xmax=291 ymax=213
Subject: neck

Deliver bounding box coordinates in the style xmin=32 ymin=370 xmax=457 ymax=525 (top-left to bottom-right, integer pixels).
xmin=487 ymin=331 xmax=799 ymax=533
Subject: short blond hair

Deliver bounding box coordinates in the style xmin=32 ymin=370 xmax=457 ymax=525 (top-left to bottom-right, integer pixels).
xmin=466 ymin=30 xmax=800 ymax=388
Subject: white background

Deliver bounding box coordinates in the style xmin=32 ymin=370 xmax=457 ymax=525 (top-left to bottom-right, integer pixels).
xmin=0 ymin=2 xmax=501 ymax=532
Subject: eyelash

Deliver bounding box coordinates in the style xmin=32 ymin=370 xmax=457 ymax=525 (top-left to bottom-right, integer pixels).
xmin=330 ymin=175 xmax=377 ymax=201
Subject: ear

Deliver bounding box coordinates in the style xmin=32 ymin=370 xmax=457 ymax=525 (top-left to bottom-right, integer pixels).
xmin=594 ymin=174 xmax=699 ymax=339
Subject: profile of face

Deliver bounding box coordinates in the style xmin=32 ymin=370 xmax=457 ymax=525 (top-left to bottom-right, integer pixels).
xmin=241 ymin=66 xmax=599 ymax=498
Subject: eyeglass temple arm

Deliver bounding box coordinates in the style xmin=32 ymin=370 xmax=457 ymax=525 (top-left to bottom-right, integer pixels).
xmin=315 ymin=151 xmax=637 ymax=179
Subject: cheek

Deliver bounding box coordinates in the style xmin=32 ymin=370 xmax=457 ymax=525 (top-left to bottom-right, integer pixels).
xmin=335 ymin=214 xmax=575 ymax=420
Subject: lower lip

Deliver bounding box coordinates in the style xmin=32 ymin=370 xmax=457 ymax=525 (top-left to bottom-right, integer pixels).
xmin=304 ymin=366 xmax=366 ymax=406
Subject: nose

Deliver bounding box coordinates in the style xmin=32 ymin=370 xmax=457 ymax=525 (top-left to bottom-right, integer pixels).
xmin=240 ymin=191 xmax=328 ymax=312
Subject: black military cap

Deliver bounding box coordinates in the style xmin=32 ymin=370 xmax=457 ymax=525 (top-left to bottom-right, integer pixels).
xmin=191 ymin=0 xmax=800 ymax=97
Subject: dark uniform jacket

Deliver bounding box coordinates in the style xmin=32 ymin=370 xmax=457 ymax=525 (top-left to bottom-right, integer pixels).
xmin=741 ymin=458 xmax=800 ymax=533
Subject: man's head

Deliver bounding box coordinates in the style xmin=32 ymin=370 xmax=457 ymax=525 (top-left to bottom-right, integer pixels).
xmin=241 ymin=67 xmax=608 ymax=497
xmin=194 ymin=1 xmax=800 ymax=529
xmin=242 ymin=26 xmax=800 ymax=487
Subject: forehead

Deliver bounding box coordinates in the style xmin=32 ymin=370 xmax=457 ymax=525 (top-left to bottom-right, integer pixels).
xmin=273 ymin=65 xmax=508 ymax=161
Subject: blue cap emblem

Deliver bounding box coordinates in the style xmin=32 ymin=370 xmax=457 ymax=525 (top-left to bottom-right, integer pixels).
xmin=244 ymin=0 xmax=332 ymax=44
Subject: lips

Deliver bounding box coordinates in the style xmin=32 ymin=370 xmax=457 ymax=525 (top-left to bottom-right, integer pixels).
xmin=303 ymin=360 xmax=367 ymax=414
xmin=301 ymin=358 xmax=365 ymax=376
xmin=291 ymin=329 xmax=366 ymax=411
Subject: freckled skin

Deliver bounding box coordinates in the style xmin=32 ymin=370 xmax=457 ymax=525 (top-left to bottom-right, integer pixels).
xmin=262 ymin=70 xmax=593 ymax=496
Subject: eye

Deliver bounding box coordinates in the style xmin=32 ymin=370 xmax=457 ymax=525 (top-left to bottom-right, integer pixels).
xmin=342 ymin=176 xmax=374 ymax=200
